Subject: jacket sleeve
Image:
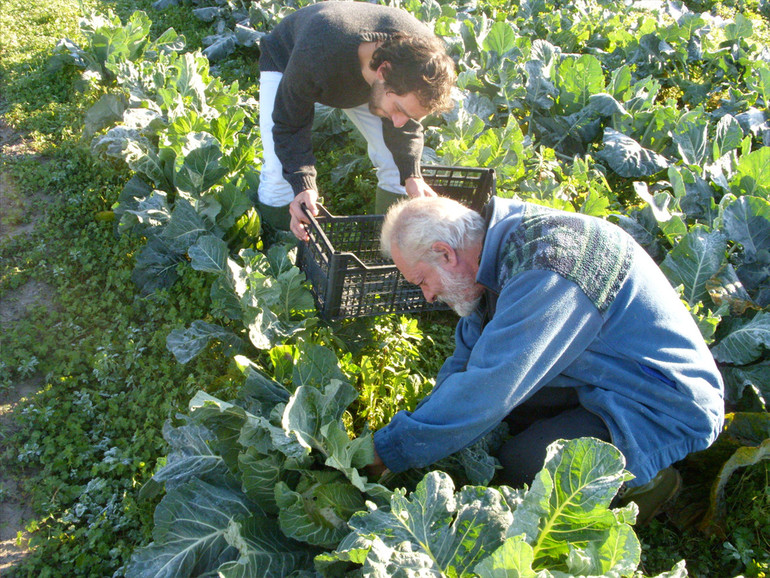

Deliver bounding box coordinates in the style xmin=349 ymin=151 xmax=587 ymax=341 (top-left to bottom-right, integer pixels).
xmin=374 ymin=271 xmax=604 ymax=473
xmin=382 ymin=118 xmax=424 ymax=184
xmin=271 ymin=57 xmax=322 ymax=195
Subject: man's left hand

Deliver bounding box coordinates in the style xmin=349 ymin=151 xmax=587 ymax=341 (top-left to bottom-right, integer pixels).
xmin=405 ymin=177 xmax=438 ymax=199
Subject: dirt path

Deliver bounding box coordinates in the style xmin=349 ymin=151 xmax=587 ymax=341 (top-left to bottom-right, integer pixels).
xmin=0 ymin=115 xmax=56 ymax=574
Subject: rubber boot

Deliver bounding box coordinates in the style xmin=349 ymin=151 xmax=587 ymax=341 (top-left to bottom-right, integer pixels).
xmin=375 ymin=187 xmax=407 ymax=215
xmin=616 ymin=467 xmax=682 ymax=526
xmin=256 ymin=202 xmax=295 ymax=249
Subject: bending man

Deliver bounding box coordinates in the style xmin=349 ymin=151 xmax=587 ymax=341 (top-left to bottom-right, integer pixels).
xmin=257 ymin=2 xmax=456 ymax=239
xmin=372 ymin=196 xmax=724 ymax=523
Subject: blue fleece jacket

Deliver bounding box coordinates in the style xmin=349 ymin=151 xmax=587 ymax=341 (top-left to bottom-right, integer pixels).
xmin=374 ymin=197 xmax=725 ymax=486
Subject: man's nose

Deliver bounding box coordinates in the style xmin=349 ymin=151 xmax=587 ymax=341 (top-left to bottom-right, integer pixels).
xmin=391 ymin=113 xmax=409 ymax=128
xmin=421 ymin=287 xmax=436 ymax=303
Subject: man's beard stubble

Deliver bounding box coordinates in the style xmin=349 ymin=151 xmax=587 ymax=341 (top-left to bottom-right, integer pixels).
xmin=368 ymin=79 xmax=387 ymax=117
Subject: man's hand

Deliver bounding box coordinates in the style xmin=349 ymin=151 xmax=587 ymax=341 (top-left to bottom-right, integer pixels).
xmin=405 ymin=177 xmax=438 ymax=199
xmin=289 ymin=188 xmax=319 ymax=241
xmin=366 ymin=448 xmax=388 ymax=478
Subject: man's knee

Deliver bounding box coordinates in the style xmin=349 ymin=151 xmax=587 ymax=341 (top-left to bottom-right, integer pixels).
xmin=496 ymin=406 xmax=611 ymax=488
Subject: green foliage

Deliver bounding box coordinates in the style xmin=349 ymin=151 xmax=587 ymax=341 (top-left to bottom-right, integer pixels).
xmin=51 ymin=10 xmax=263 ymax=295
xmin=320 ymin=438 xmax=640 ymax=577
xmin=2 ymin=0 xmax=769 ymax=575
xmin=342 ymin=316 xmax=433 ymax=431
xmin=123 ymin=345 xmax=387 ymax=575
xmin=666 ymin=412 xmax=770 ymax=535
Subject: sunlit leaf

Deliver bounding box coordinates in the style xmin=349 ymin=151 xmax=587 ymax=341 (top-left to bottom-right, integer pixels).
xmin=711 ymin=311 xmax=770 ymax=365
xmin=124 ymin=478 xmax=254 ymax=578
xmin=660 ymin=226 xmax=727 ymax=306
xmin=597 ymin=128 xmax=669 ymax=177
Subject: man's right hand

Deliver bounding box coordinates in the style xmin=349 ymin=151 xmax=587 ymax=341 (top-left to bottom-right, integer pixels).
xmin=366 ymin=448 xmax=388 ymax=478
xmin=289 ymin=188 xmax=319 ymax=241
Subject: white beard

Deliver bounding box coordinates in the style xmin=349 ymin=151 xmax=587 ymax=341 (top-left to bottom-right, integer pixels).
xmin=436 ymin=267 xmax=482 ymax=317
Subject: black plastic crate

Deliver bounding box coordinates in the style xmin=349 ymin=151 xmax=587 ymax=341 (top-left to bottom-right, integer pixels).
xmin=298 ymin=165 xmax=495 ymax=320
xmin=420 ymin=165 xmax=496 ymax=212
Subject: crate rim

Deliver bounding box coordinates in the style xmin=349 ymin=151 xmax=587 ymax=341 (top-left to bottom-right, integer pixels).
xmin=301 ymin=204 xmax=398 ymax=273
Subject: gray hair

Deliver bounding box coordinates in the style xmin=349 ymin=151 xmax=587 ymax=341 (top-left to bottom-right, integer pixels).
xmin=380 ymin=196 xmax=486 ymax=264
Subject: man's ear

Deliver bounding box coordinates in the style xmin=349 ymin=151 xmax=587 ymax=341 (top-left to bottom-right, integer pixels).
xmin=375 ymin=61 xmax=391 ymax=80
xmin=432 ymin=241 xmax=458 ymax=268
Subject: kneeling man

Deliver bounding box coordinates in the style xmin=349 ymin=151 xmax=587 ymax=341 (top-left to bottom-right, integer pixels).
xmin=371 ymin=196 xmax=724 ymax=521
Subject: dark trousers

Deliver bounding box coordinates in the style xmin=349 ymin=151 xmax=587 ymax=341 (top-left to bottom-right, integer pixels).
xmin=496 ymin=387 xmax=611 ymax=488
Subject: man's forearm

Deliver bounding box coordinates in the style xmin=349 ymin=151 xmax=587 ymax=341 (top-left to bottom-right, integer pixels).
xmin=272 ymin=123 xmax=318 ymax=195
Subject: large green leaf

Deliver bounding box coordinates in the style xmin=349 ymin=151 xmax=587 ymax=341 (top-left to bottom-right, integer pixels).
xmin=339 ymin=471 xmax=513 ymax=576
xmin=119 ymin=186 xmax=171 ymax=235
xmin=524 ymin=59 xmax=558 ymax=110
xmin=165 ymin=110 xmax=209 ymax=154
xmin=514 ymin=438 xmax=636 ymax=573
xmin=240 ymin=411 xmax=310 ymax=462
xmin=131 ymin=236 xmax=183 ymax=294
xmin=124 ymin=478 xmax=254 ymax=578
xmin=175 ymin=140 xmax=229 ymax=196
xmin=588 ymin=93 xmax=628 ymax=118
xmin=291 ymin=343 xmax=348 ymax=390
xmin=216 ymin=515 xmax=317 ymax=578
xmin=673 ymin=110 xmax=708 ymax=168
xmin=482 ymin=21 xmax=517 ymax=55
xmin=721 ymin=361 xmax=770 ymax=408
xmin=700 ymin=438 xmax=770 ymax=532
xmin=282 ymin=380 xmax=357 ymax=454
xmin=660 ymin=226 xmax=727 ymax=306
xmin=274 ymin=266 xmax=316 ymax=319
xmin=556 ymin=54 xmax=604 ymax=115
xmin=746 ymin=62 xmax=770 ymax=110
xmin=712 ymin=114 xmax=743 ymax=160
xmin=216 ymin=181 xmax=253 ymax=230
xmin=724 ymin=12 xmax=754 ymax=41
xmin=211 ymin=106 xmax=246 ymax=148
xmin=113 ymin=175 xmax=155 ymax=227
xmin=321 ymin=421 xmax=389 ymax=501
xmin=633 ymin=181 xmax=678 ymax=223
xmin=127 ymin=138 xmax=175 ymax=191
xmin=711 ymin=312 xmax=770 ymax=365
xmin=244 ymin=305 xmax=286 ymax=350
xmin=722 ymin=195 xmax=770 ymax=259
xmin=681 ymin=412 xmax=770 ymax=533
xmin=235 ymin=356 xmax=291 ymax=417
xmin=83 ymin=92 xmax=127 ymax=139
xmin=166 ymin=320 xmax=244 ymax=364
xmin=173 ymin=51 xmax=208 ymax=107
xmin=189 ymin=391 xmax=251 ymax=471
xmin=160 ymin=197 xmax=210 ymax=253
xmin=473 ymin=534 xmax=539 ymax=577
xmin=732 ymin=147 xmax=770 ymax=199
xmin=152 ymin=421 xmax=232 ymax=490
xmin=275 ymin=470 xmax=366 ymax=548
xmin=670 ymin=166 xmax=716 ymax=224
xmin=218 ymin=362 xmax=307 ymax=462
xmin=238 ymin=448 xmax=287 ymax=514
xmin=223 ymin=133 xmax=258 ymax=175
xmin=188 ymin=234 xmax=229 ymax=274
xmin=596 ymin=128 xmax=669 ymax=178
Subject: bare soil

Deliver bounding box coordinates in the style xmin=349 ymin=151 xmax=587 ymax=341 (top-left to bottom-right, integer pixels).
xmin=0 ymin=114 xmax=56 ymax=574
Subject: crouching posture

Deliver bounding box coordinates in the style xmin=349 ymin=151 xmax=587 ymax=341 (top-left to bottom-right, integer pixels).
xmin=371 ymin=196 xmax=724 ymax=520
